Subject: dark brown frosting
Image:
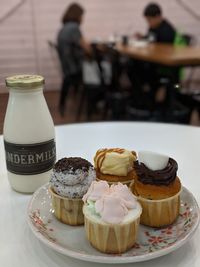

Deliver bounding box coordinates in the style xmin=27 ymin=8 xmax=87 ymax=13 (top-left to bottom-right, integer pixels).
xmin=134 ymin=158 xmax=178 ymax=185
xmin=54 ymin=157 xmax=93 ymax=172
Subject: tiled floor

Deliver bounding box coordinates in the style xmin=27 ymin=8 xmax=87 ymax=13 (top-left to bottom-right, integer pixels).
xmin=0 ymin=90 xmax=199 ymax=135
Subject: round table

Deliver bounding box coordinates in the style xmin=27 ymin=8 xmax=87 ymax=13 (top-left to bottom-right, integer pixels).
xmin=1 ymin=122 xmax=200 ymax=267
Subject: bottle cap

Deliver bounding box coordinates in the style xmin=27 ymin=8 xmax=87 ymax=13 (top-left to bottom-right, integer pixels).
xmin=5 ymin=74 xmax=44 ymax=89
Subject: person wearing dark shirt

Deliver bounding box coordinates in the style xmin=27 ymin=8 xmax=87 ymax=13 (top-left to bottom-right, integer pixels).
xmin=144 ymin=3 xmax=176 ymax=44
xmin=57 ymin=3 xmax=91 ymax=116
xmin=130 ymin=3 xmax=177 ymax=111
xmin=147 ymin=19 xmax=175 ymax=43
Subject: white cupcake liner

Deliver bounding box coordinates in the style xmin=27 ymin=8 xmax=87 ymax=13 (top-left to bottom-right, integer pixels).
xmin=133 ymin=188 xmax=182 ymax=227
xmin=49 ymin=187 xmax=84 ymax=226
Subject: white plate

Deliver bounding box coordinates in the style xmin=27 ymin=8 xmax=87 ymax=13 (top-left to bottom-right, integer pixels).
xmin=27 ymin=184 xmax=200 ymax=264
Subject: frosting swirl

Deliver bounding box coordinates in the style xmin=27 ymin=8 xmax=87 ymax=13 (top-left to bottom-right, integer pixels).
xmin=94 ymin=148 xmax=136 ymax=176
xmin=135 ymin=158 xmax=178 ymax=185
xmin=83 ymin=181 xmax=139 ymax=224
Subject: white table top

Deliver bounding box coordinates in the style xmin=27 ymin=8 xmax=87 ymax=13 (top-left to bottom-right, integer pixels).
xmin=1 ymin=122 xmax=200 ymax=267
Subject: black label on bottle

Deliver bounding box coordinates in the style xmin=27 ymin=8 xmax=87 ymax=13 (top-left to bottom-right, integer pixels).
xmin=4 ymin=139 xmax=56 ymax=175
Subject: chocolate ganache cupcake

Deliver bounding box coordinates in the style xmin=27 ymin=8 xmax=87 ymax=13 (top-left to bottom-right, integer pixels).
xmin=49 ymin=157 xmax=96 ymax=225
xmin=131 ymin=151 xmax=181 ymax=227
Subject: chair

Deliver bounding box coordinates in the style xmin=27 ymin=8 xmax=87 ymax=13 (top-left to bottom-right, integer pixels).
xmin=102 ymin=47 xmax=131 ymax=120
xmin=76 ymin=60 xmax=104 ymax=120
xmin=181 ymin=34 xmax=197 ymax=89
xmin=175 ymin=34 xmax=200 ymax=122
xmin=151 ymin=33 xmax=197 ymax=124
xmin=48 ymin=40 xmax=87 ymax=117
xmin=48 ymin=41 xmax=62 ymax=75
xmin=155 ymin=73 xmax=192 ymax=124
xmin=124 ymin=58 xmax=157 ymax=122
xmin=49 ymin=40 xmax=109 ymax=120
xmin=76 ymin=44 xmax=107 ymax=121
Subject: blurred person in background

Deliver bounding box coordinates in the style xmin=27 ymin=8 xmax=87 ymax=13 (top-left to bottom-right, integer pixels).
xmin=57 ymin=2 xmax=91 ymax=116
xmin=135 ymin=2 xmax=176 ymax=43
xmin=129 ymin=3 xmax=178 ymax=111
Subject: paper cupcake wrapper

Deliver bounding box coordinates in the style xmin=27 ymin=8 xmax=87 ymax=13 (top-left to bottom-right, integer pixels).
xmin=49 ymin=187 xmax=84 ymax=226
xmin=135 ymin=190 xmax=181 ymax=227
xmin=83 ymin=210 xmax=140 ymax=254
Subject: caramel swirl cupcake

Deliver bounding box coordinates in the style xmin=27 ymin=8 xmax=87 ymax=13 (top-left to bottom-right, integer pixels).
xmin=130 ymin=151 xmax=181 ymax=227
xmin=94 ymin=148 xmax=137 ymax=185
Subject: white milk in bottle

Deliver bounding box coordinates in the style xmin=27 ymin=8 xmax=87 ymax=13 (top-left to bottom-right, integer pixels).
xmin=3 ymin=75 xmax=56 ymax=193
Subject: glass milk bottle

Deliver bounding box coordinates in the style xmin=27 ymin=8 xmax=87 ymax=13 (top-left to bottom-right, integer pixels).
xmin=3 ymin=75 xmax=56 ymax=193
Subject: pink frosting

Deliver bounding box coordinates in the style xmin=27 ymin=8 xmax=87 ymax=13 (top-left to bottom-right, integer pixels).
xmin=82 ymin=180 xmax=109 ymax=202
xmin=110 ymin=183 xmax=137 ymax=209
xmin=83 ymin=181 xmax=138 ymax=224
xmin=95 ymin=195 xmax=128 ymax=224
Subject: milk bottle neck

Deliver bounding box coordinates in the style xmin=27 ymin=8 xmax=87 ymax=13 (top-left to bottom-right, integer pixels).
xmin=8 ymin=86 xmax=43 ymax=95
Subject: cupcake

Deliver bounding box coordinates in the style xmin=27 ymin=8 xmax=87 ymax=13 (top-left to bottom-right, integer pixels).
xmin=83 ymin=181 xmax=142 ymax=253
xmin=130 ymin=151 xmax=181 ymax=227
xmin=49 ymin=157 xmax=96 ymax=225
xmin=94 ymin=148 xmax=137 ymax=185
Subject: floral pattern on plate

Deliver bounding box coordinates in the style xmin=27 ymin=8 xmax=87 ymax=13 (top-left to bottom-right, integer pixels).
xmin=125 ymin=202 xmax=198 ymax=256
xmin=27 ymin=184 xmax=200 ymax=264
xmin=29 ymin=209 xmax=56 ymax=243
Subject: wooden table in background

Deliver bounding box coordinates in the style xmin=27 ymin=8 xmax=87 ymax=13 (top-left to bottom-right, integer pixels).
xmin=116 ymin=43 xmax=200 ymax=67
xmin=116 ymin=43 xmax=200 ymax=115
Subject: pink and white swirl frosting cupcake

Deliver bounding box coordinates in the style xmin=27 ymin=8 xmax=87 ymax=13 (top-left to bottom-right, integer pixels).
xmin=82 ymin=181 xmax=142 ymax=253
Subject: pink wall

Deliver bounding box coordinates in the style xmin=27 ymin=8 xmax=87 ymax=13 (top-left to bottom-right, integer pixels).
xmin=0 ymin=0 xmax=200 ymax=91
